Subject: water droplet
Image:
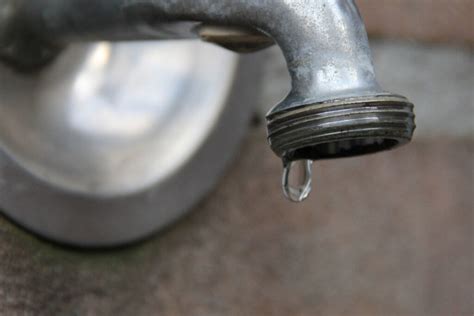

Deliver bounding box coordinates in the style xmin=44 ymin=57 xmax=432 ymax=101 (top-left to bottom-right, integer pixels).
xmin=282 ymin=159 xmax=313 ymax=202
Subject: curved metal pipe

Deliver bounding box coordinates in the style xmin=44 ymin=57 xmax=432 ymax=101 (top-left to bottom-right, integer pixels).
xmin=0 ymin=0 xmax=415 ymax=200
xmin=2 ymin=0 xmax=380 ymax=100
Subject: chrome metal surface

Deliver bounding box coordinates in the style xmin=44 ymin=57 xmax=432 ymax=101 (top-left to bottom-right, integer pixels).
xmin=1 ymin=0 xmax=415 ymax=161
xmin=1 ymin=0 xmax=383 ymax=100
xmin=0 ymin=41 xmax=258 ymax=246
xmin=0 ymin=41 xmax=238 ymax=196
xmin=0 ymin=0 xmax=416 ymax=240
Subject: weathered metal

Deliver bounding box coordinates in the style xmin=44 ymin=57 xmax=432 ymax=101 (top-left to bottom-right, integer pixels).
xmin=0 ymin=0 xmax=415 ymax=245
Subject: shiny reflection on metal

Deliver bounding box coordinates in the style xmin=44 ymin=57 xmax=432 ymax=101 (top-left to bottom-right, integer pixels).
xmin=0 ymin=41 xmax=260 ymax=246
xmin=1 ymin=0 xmax=416 ymax=161
xmin=282 ymin=160 xmax=313 ymax=203
xmin=0 ymin=41 xmax=237 ymax=196
xmin=0 ymin=0 xmax=416 ymax=241
xmin=3 ymin=0 xmax=382 ymax=99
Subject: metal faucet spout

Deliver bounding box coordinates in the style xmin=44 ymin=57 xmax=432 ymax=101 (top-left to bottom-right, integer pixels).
xmin=2 ymin=1 xmax=380 ymax=97
xmin=1 ymin=0 xmax=415 ymax=175
xmin=0 ymin=0 xmax=418 ymax=243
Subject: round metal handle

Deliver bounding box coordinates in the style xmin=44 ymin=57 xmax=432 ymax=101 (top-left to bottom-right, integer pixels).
xmin=0 ymin=41 xmax=261 ymax=246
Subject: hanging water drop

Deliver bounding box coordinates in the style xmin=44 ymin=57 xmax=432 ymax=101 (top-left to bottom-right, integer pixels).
xmin=282 ymin=159 xmax=314 ymax=202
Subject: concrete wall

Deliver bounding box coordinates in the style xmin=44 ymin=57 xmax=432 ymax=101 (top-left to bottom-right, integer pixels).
xmin=358 ymin=0 xmax=474 ymax=44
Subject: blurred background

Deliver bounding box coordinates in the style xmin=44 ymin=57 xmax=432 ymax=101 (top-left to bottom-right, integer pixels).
xmin=1 ymin=1 xmax=472 ymax=315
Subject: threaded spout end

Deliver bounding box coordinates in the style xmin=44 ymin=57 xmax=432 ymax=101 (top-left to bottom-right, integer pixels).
xmin=267 ymin=94 xmax=416 ymax=162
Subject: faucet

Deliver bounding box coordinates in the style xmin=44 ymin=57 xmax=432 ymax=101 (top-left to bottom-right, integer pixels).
xmin=0 ymin=0 xmax=415 ymax=202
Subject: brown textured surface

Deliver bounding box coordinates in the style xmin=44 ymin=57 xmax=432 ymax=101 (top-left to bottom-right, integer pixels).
xmin=1 ymin=127 xmax=472 ymax=316
xmin=357 ymin=0 xmax=474 ymax=44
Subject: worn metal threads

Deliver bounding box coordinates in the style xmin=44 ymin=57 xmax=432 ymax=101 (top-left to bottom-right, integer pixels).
xmin=267 ymin=95 xmax=416 ymax=161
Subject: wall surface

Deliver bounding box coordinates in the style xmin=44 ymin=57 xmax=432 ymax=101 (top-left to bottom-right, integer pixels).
xmin=358 ymin=0 xmax=474 ymax=44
